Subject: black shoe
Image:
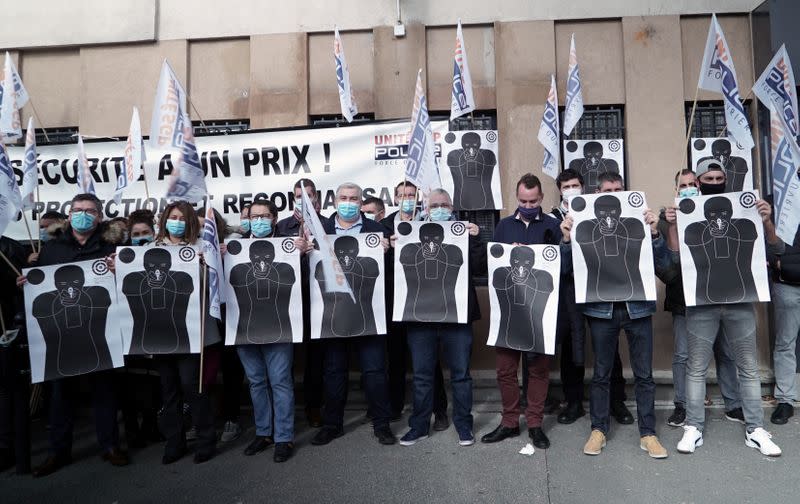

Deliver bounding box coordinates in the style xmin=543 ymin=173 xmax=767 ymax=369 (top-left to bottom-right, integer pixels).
xmin=32 ymin=454 xmax=71 ymax=478
xmin=311 ymin=427 xmax=344 ymax=446
xmin=528 ymin=427 xmax=550 ymax=449
xmin=480 ymin=424 xmax=520 ymax=444
xmin=667 ymin=406 xmax=686 ymax=427
xmin=193 ymin=449 xmax=215 ymax=464
xmin=305 ymin=407 xmax=322 ymax=428
xmin=273 ymin=442 xmax=294 ymax=463
xmin=557 ymin=402 xmax=586 ymax=425
xmin=433 ymin=412 xmax=450 ymax=431
xmin=390 ymin=410 xmax=404 ymax=423
xmin=725 ymin=407 xmax=746 ymax=424
xmin=161 ymin=446 xmax=186 ymax=465
xmin=101 ymin=448 xmax=130 ymax=467
xmin=243 ymin=436 xmax=274 ymax=456
xmin=611 ymin=401 xmax=634 ymax=424
xmin=543 ymin=397 xmax=561 ymax=415
xmin=374 ymin=427 xmax=396 ymax=445
xmin=770 ymin=403 xmax=795 ymax=425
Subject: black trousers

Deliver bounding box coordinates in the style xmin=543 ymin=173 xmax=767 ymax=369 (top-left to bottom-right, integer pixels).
xmin=120 ymin=357 xmax=160 ymax=443
xmin=155 ymin=355 xmax=215 ymax=457
xmin=220 ymin=346 xmax=245 ymax=422
xmin=303 ymin=340 xmax=325 ymax=410
xmin=0 ymin=343 xmax=30 ymax=472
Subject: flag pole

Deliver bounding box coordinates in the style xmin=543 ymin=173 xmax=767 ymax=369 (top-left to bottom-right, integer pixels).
xmin=410 ymin=186 xmax=419 ymax=221
xmin=198 ymin=262 xmax=207 ymax=394
xmin=681 ymin=85 xmax=701 ymax=171
xmin=27 ymin=100 xmax=50 ymax=143
xmin=0 ymin=302 xmax=6 ymax=336
xmin=21 ymin=213 xmax=36 ymax=250
xmin=0 ymin=250 xmax=22 ymax=276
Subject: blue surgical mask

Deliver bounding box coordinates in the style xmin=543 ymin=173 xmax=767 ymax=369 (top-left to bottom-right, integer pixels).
xmin=429 ymin=207 xmax=453 ymax=221
xmin=337 ymin=201 xmax=360 ymax=220
xmin=294 ymin=199 xmax=303 ymax=213
xmin=39 ymin=228 xmax=50 ymax=243
xmin=678 ymin=186 xmax=700 ymax=198
xmin=400 ymin=199 xmax=415 ymax=214
xmin=70 ymin=211 xmax=96 ymax=233
xmin=240 ymin=219 xmax=251 ymax=233
xmin=131 ymin=235 xmax=153 ymax=246
xmin=165 ymin=219 xmax=186 ymax=237
xmin=250 ymin=218 xmax=273 ymax=238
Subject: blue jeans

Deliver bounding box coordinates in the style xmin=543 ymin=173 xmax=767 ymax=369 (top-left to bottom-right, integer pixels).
xmin=772 ymin=282 xmax=800 ymax=403
xmin=322 ymin=335 xmax=392 ymax=431
xmin=587 ymin=305 xmax=656 ymax=437
xmin=685 ymin=304 xmax=763 ymax=432
xmin=237 ymin=343 xmax=295 ymax=442
xmin=671 ymin=314 xmax=741 ymax=409
xmin=406 ymin=323 xmax=473 ymax=436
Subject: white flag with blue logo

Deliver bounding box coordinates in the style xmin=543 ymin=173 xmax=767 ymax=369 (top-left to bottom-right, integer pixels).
xmin=0 ymin=54 xmax=22 ymax=142
xmin=450 ymin=19 xmax=476 ymax=120
xmin=201 ymin=204 xmax=225 ymax=320
xmin=538 ymin=75 xmax=561 ymax=180
xmin=770 ymin=102 xmax=800 ymax=245
xmin=334 ymin=27 xmax=358 ymax=123
xmin=754 ymin=45 xmax=798 ymax=140
xmin=114 ymin=107 xmax=144 ymax=204
xmin=406 ymin=69 xmax=441 ymax=195
xmin=0 ymin=52 xmax=29 ymax=108
xmin=76 ymin=135 xmax=96 ymax=195
xmin=20 ymin=117 xmax=38 ymax=209
xmin=563 ymin=34 xmax=584 ymax=136
xmin=697 ymin=14 xmax=754 ymax=150
xmin=165 ymin=112 xmax=206 ymax=204
xmin=149 ymin=59 xmax=188 ymax=151
xmin=0 ymin=141 xmax=21 ymax=237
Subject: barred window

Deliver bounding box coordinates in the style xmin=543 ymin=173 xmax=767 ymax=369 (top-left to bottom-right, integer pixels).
xmin=35 ymin=127 xmax=80 ymax=145
xmin=309 ymin=113 xmax=375 ymax=127
xmin=685 ymin=102 xmax=727 ymax=138
xmin=193 ymin=119 xmax=250 ymax=136
xmin=561 ymin=105 xmax=625 ymax=140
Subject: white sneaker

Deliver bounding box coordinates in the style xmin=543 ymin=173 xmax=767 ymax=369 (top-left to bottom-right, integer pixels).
xmin=220 ymin=421 xmax=242 ymax=443
xmin=745 ymin=428 xmax=782 ymax=457
xmin=677 ymin=425 xmax=703 ymax=454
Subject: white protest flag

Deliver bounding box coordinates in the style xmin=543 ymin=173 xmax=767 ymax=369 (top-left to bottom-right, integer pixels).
xmin=165 ymin=112 xmax=207 ymax=203
xmin=20 ymin=117 xmax=37 ymax=209
xmin=0 ymin=52 xmax=29 ymax=108
xmin=405 ymin=69 xmax=441 ymax=195
xmin=770 ymin=102 xmax=800 ymax=245
xmin=76 ymin=135 xmax=95 ymax=195
xmin=201 ymin=204 xmax=225 ymax=320
xmin=0 ymin=141 xmax=22 ymax=237
xmin=0 ymin=54 xmax=22 ymax=142
xmin=563 ymin=33 xmax=584 ymax=136
xmin=334 ymin=27 xmax=358 ymax=123
xmin=114 ymin=107 xmax=144 ymax=204
xmin=697 ymin=14 xmax=754 ymax=150
xmin=301 ymin=181 xmax=355 ymax=301
xmin=149 ymin=59 xmax=188 ymax=151
xmin=538 ymin=75 xmax=561 ymax=180
xmin=754 ymin=44 xmax=798 ymax=139
xmin=450 ymin=19 xmax=476 ymax=120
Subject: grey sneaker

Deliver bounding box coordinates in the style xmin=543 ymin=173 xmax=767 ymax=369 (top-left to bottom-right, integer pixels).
xmin=185 ymin=426 xmax=198 ymax=442
xmin=220 ymin=421 xmax=242 ymax=443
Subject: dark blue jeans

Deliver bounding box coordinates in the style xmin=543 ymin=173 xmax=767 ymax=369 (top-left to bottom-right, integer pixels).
xmin=587 ymin=305 xmax=656 ymax=437
xmin=322 ymin=335 xmax=392 ymax=431
xmin=406 ymin=323 xmax=473 ymax=436
xmin=49 ymin=370 xmax=119 ymax=457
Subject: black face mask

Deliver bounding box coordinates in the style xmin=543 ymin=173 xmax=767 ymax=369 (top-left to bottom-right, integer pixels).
xmin=699 ymin=181 xmax=726 ymax=195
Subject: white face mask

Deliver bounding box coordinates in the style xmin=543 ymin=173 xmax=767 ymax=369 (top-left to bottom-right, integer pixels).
xmin=561 ymin=187 xmax=582 ymax=203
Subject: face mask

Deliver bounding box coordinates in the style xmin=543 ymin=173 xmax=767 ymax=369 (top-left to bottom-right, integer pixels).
xmin=364 ymin=212 xmax=376 ymax=220
xmin=678 ymin=186 xmax=700 ymax=198
xmin=165 ymin=219 xmax=186 ymax=237
xmin=250 ymin=218 xmax=273 ymax=238
xmin=699 ymin=181 xmax=726 ymax=195
xmin=70 ymin=211 xmax=96 ymax=233
xmin=337 ymin=201 xmax=360 ymax=220
xmin=39 ymin=228 xmax=50 ymax=243
xmin=561 ymin=187 xmax=582 ymax=202
xmin=294 ymin=199 xmax=303 ymax=213
xmin=240 ymin=219 xmax=251 ymax=233
xmin=429 ymin=207 xmax=453 ymax=221
xmin=131 ymin=235 xmax=153 ymax=246
xmin=517 ymin=206 xmax=541 ymax=220
xmin=400 ymin=199 xmax=415 ymax=214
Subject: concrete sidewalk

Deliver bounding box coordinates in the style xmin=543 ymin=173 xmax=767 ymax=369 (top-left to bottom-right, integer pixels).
xmin=4 ymin=389 xmax=798 ymax=504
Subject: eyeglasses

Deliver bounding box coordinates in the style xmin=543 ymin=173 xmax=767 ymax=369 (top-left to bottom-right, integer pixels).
xmin=249 ymin=214 xmax=273 ymax=220
xmin=71 ymin=208 xmax=100 ymax=216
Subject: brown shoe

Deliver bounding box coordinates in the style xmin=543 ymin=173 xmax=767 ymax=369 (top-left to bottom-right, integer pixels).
xmin=32 ymin=455 xmax=71 ymax=478
xmin=583 ymin=430 xmax=606 ymax=456
xmin=102 ymin=449 xmax=130 ymax=467
xmin=306 ymin=407 xmax=322 ymax=428
xmin=640 ymin=435 xmax=668 ymax=459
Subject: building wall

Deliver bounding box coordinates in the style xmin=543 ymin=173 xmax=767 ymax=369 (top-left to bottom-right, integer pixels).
xmin=2 ymin=9 xmax=771 ymax=375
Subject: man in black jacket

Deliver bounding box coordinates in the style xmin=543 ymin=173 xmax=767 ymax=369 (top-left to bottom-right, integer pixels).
xmin=311 ymin=182 xmax=396 ymax=446
xmin=17 ymin=193 xmax=129 ymax=477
